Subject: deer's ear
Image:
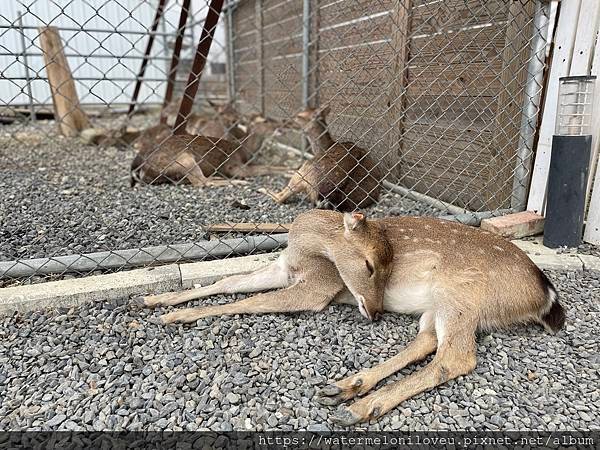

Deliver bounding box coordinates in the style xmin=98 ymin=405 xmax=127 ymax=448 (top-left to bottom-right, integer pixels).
xmin=343 ymin=212 xmax=366 ymax=233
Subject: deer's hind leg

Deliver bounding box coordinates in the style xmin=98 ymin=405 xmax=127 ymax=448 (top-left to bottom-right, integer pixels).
xmin=159 ymin=261 xmax=345 ymax=324
xmin=331 ymin=311 xmax=478 ymax=425
xmin=260 ymin=162 xmax=318 ymax=204
xmin=317 ymin=311 xmax=438 ymax=406
xmin=135 ymin=255 xmax=290 ymax=308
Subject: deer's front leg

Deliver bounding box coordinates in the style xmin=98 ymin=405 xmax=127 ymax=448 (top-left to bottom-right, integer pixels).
xmin=316 ymin=324 xmax=437 ymax=405
xmin=160 ymin=263 xmax=345 ymax=324
xmin=135 ymin=257 xmax=288 ymax=308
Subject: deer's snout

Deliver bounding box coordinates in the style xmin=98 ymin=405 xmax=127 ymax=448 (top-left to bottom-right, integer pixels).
xmin=356 ymin=295 xmax=382 ymax=322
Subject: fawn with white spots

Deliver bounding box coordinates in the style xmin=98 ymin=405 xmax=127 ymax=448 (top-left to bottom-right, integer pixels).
xmin=135 ymin=210 xmax=565 ymax=425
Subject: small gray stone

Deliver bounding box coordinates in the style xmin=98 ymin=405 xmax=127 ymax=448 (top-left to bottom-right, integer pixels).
xmin=226 ymin=393 xmax=240 ymax=404
xmin=46 ymin=414 xmax=66 ymax=427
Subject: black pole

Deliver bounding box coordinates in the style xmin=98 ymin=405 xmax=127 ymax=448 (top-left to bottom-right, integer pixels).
xmin=161 ymin=0 xmax=192 ymax=122
xmin=128 ymin=0 xmax=168 ymax=117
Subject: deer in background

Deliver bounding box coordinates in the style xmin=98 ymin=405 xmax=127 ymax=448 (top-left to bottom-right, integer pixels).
xmin=262 ymin=106 xmax=383 ymax=211
xmin=135 ymin=209 xmax=565 ymax=425
xmin=130 ymin=102 xmax=289 ymax=187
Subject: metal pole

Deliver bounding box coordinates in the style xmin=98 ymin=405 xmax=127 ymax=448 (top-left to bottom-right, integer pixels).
xmin=225 ymin=0 xmax=236 ymax=101
xmin=301 ymin=0 xmax=311 ymax=153
xmin=511 ymin=0 xmax=550 ymax=210
xmin=0 ymin=234 xmax=288 ymax=279
xmin=174 ymin=0 xmax=225 ymax=134
xmin=128 ymin=0 xmax=168 ymax=117
xmin=159 ymin=4 xmax=169 ymax=74
xmin=161 ymin=0 xmax=192 ymax=119
xmin=301 ymin=0 xmax=310 ymax=108
xmin=17 ymin=11 xmax=35 ymax=121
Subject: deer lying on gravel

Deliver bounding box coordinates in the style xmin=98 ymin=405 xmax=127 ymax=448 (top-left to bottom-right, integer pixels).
xmin=262 ymin=106 xmax=383 ymax=211
xmin=130 ymin=108 xmax=288 ymax=187
xmin=162 ymin=100 xmax=281 ymax=159
xmin=135 ymin=210 xmax=566 ymax=425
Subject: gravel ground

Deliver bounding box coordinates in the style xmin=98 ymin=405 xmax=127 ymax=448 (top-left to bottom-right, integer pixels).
xmin=0 ymin=269 xmax=598 ymax=431
xmin=0 ymin=118 xmax=439 ymax=266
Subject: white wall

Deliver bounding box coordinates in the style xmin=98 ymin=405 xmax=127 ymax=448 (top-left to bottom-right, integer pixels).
xmin=0 ymin=0 xmax=227 ymax=107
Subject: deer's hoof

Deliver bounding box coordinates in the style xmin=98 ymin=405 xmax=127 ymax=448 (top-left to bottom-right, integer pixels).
xmin=131 ymin=296 xmax=148 ymax=307
xmin=330 ymin=406 xmax=361 ymax=426
xmin=319 ymin=384 xmax=341 ymax=396
xmin=316 ymin=384 xmax=345 ymax=406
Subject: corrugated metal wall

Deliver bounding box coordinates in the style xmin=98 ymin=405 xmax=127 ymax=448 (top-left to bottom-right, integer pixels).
xmin=1 ymin=0 xmax=167 ymax=107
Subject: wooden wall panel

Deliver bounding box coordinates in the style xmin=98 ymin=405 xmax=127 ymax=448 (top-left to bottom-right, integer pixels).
xmin=230 ymin=0 xmax=541 ymax=210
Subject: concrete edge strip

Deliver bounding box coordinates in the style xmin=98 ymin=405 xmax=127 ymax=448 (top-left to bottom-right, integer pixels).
xmin=0 ymin=246 xmax=598 ymax=316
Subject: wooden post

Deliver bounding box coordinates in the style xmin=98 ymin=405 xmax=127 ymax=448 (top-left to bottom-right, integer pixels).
xmin=38 ymin=26 xmax=90 ymax=137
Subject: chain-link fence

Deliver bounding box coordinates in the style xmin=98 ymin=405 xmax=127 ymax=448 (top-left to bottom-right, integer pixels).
xmin=0 ymin=0 xmax=551 ymax=286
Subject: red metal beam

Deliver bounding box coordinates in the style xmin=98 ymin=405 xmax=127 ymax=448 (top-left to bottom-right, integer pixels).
xmin=173 ymin=0 xmax=224 ymax=134
xmin=128 ymin=0 xmax=168 ymax=117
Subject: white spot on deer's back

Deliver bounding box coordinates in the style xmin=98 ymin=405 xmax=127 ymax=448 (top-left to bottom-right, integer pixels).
xmin=494 ymin=245 xmax=504 ymax=252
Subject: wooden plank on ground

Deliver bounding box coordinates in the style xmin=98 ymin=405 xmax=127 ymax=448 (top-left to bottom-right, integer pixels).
xmin=38 ymin=26 xmax=90 ymax=137
xmin=205 ymin=223 xmax=291 ymax=233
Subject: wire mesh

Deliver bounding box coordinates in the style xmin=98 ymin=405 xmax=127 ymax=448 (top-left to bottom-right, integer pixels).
xmin=0 ymin=0 xmax=551 ymax=286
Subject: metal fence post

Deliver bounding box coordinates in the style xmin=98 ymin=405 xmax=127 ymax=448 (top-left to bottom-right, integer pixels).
xmin=17 ymin=11 xmax=35 ymax=121
xmin=511 ymin=0 xmax=550 ymax=210
xmin=302 ymin=0 xmax=311 ymax=109
xmin=225 ymin=0 xmax=236 ymax=102
xmin=301 ymin=0 xmax=311 ymax=152
xmin=255 ymin=0 xmax=264 ymax=114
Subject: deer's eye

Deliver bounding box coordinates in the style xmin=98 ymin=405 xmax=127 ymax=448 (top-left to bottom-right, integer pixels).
xmin=365 ymin=260 xmax=374 ymax=277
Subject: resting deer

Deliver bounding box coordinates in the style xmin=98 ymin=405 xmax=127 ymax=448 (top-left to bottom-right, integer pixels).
xmin=163 ymin=100 xmax=281 ymax=159
xmin=262 ymin=106 xmax=383 ymax=211
xmin=134 ymin=210 xmax=565 ymax=425
xmin=130 ymin=111 xmax=288 ymax=187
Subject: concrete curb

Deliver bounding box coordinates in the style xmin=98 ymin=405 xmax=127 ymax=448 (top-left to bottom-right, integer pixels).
xmin=0 ymin=239 xmax=598 ymax=316
xmin=0 ymin=253 xmax=278 ymax=316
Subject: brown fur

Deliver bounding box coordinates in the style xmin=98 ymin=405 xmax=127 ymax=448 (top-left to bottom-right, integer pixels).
xmin=136 ymin=210 xmax=565 ymax=424
xmin=130 ymin=105 xmax=288 ymax=186
xmin=263 ymin=106 xmax=383 ymax=211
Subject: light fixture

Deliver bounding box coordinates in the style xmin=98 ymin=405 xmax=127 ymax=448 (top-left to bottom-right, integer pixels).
xmin=544 ymin=75 xmax=596 ymax=248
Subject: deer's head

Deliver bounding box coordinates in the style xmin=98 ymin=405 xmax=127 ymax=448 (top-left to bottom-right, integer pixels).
xmin=280 ymin=105 xmax=331 ymax=132
xmin=333 ymin=212 xmax=393 ymax=321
